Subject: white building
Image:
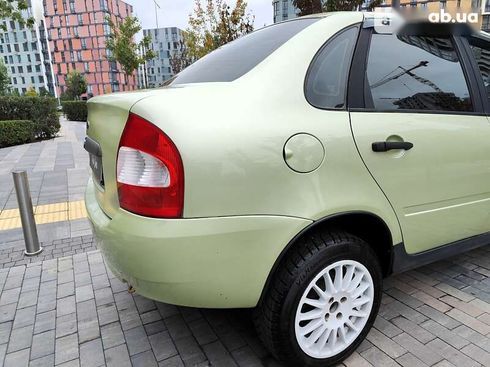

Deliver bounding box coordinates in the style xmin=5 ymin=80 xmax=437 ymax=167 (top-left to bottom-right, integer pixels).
xmin=143 ymin=27 xmax=184 ymax=88
xmin=273 ymin=0 xmax=298 ymax=23
xmin=0 ymin=0 xmax=57 ymax=96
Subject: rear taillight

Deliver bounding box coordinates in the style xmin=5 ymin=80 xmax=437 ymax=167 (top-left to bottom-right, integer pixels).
xmin=116 ymin=113 xmax=184 ymax=218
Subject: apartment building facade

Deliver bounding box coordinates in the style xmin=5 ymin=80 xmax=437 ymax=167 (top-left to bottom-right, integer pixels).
xmin=0 ymin=0 xmax=57 ymax=95
xmin=143 ymin=27 xmax=184 ymax=88
xmin=43 ymin=0 xmax=135 ymax=96
xmin=273 ymin=0 xmax=298 ymax=23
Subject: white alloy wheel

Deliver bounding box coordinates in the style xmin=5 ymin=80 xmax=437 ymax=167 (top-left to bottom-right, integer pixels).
xmin=294 ymin=259 xmax=374 ymax=359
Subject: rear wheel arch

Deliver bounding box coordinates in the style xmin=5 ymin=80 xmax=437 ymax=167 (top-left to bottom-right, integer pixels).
xmin=259 ymin=211 xmax=394 ymax=306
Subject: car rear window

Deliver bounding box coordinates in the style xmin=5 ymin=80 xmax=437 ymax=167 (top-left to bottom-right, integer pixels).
xmin=171 ymin=18 xmax=320 ymax=85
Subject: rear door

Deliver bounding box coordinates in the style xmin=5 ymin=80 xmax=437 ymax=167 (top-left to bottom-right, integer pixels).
xmin=349 ymin=27 xmax=490 ymax=254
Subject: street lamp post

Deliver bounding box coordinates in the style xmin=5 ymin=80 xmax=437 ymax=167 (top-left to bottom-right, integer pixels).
xmin=154 ymin=0 xmax=161 ymax=28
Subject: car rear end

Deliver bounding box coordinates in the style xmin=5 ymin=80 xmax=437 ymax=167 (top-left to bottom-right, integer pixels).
xmin=84 ymin=87 xmax=311 ymax=308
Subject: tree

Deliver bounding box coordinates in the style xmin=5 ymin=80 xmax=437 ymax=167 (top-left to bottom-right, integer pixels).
xmin=105 ymin=16 xmax=156 ymax=80
xmin=0 ymin=59 xmax=10 ymax=95
xmin=293 ymin=0 xmax=380 ymax=14
xmin=24 ymin=85 xmax=38 ymax=96
xmin=39 ymin=87 xmax=53 ymax=97
xmin=168 ymin=38 xmax=193 ymax=75
xmin=0 ymin=0 xmax=34 ymax=30
xmin=325 ymin=0 xmax=380 ymax=11
xmin=186 ymin=0 xmax=254 ymax=61
xmin=292 ymin=0 xmax=323 ymax=16
xmin=65 ymin=71 xmax=87 ymax=100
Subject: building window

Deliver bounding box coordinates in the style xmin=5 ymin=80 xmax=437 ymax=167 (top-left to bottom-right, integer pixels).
xmin=483 ymin=15 xmax=490 ymax=31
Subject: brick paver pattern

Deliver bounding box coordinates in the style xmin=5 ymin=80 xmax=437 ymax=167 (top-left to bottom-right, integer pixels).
xmin=0 ymin=118 xmax=91 ymax=245
xmin=0 ymin=240 xmax=488 ymax=366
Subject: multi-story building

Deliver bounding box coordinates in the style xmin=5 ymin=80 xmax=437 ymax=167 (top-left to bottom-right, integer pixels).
xmin=137 ymin=47 xmax=148 ymax=89
xmin=143 ymin=27 xmax=184 ymax=88
xmin=481 ymin=0 xmax=490 ymax=31
xmin=43 ymin=0 xmax=135 ymax=96
xmin=0 ymin=0 xmax=57 ymax=95
xmin=273 ymin=0 xmax=298 ymax=23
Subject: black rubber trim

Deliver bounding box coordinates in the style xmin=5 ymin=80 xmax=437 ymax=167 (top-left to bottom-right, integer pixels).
xmin=458 ymin=35 xmax=490 ymax=114
xmin=347 ymin=27 xmax=372 ymax=109
xmin=84 ymin=136 xmax=102 ymax=157
xmin=392 ymin=231 xmax=490 ymax=274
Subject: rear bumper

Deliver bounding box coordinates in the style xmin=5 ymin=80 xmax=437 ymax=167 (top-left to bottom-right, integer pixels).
xmin=85 ymin=178 xmax=311 ymax=308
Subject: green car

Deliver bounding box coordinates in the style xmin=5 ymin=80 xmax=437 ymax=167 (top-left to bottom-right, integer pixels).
xmin=85 ymin=11 xmax=490 ymax=366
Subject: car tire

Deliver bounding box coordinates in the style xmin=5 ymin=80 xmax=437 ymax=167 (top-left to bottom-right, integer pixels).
xmin=254 ymin=230 xmax=382 ymax=367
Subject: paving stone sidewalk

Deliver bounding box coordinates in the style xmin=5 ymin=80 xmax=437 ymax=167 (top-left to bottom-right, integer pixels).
xmin=0 ymin=235 xmax=96 ymax=269
xmin=0 ymin=238 xmax=488 ymax=367
xmin=0 ymin=118 xmax=91 ymax=245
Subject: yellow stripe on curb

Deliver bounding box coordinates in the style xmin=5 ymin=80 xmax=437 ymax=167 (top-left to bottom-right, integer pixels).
xmin=0 ymin=200 xmax=87 ymax=231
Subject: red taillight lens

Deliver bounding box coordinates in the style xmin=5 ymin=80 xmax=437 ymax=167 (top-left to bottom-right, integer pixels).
xmin=116 ymin=113 xmax=184 ymax=218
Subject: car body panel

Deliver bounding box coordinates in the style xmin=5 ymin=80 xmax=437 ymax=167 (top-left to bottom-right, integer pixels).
xmin=351 ymin=112 xmax=490 ymax=254
xmin=86 ymin=178 xmax=312 ymax=308
xmin=129 ymin=12 xmax=403 ymax=243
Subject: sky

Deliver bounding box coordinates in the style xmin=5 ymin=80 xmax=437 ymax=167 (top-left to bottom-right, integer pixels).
xmin=124 ymin=0 xmax=273 ymax=32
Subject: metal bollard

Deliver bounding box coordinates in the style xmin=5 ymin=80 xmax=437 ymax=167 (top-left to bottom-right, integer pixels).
xmin=12 ymin=171 xmax=43 ymax=256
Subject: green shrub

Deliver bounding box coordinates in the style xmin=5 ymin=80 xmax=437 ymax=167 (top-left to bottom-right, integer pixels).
xmin=0 ymin=97 xmax=60 ymax=139
xmin=0 ymin=120 xmax=34 ymax=148
xmin=62 ymin=101 xmax=88 ymax=122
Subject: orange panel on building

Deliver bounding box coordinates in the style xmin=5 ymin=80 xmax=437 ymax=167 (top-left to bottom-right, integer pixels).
xmin=44 ymin=0 xmax=135 ymax=96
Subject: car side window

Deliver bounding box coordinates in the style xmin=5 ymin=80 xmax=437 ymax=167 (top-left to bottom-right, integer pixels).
xmin=366 ymin=34 xmax=473 ymax=112
xmin=467 ymin=37 xmax=490 ymax=102
xmin=305 ymin=26 xmax=359 ymax=110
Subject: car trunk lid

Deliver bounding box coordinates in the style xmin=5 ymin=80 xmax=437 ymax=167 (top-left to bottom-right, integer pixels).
xmin=86 ymin=90 xmax=158 ymax=218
